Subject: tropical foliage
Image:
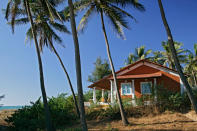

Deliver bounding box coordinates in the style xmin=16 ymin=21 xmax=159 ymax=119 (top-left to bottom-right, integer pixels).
xmin=185 ymin=44 xmax=197 ymax=87
xmin=153 ymin=41 xmax=189 ymax=70
xmin=88 ymin=57 xmax=111 ymax=83
xmin=125 ymin=45 xmax=152 ymax=65
xmin=6 ymin=94 xmax=79 ymax=131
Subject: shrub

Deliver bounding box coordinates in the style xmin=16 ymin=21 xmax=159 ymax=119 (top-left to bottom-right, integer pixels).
xmin=153 ymin=85 xmax=191 ymax=112
xmin=6 ymin=94 xmax=78 ymax=131
xmin=86 ymin=102 xmax=159 ymax=121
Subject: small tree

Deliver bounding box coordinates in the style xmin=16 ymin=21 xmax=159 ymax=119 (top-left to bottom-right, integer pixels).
xmin=87 ymin=57 xmax=111 ymax=101
xmin=88 ymin=57 xmax=111 ymax=83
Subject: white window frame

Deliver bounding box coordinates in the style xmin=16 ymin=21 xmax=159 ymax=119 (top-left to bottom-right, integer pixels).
xmin=121 ymin=82 xmax=132 ymax=95
xmin=140 ymin=82 xmax=152 ymax=95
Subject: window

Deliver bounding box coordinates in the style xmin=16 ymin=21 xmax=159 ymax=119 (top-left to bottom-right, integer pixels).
xmin=121 ymin=83 xmax=132 ymax=95
xmin=141 ymin=82 xmax=152 ymax=95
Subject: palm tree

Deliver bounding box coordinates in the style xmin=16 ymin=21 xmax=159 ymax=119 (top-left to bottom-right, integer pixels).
xmin=5 ymin=0 xmax=54 ymax=130
xmin=151 ymin=41 xmax=189 ymax=69
xmin=68 ymin=0 xmax=87 ymax=130
xmin=72 ymin=0 xmax=145 ymax=125
xmin=125 ymin=45 xmax=152 ymax=65
xmin=161 ymin=41 xmax=188 ymax=69
xmin=158 ymin=0 xmax=197 ymax=113
xmin=151 ymin=51 xmax=166 ymax=65
xmin=12 ymin=0 xmax=80 ymax=118
xmin=185 ymin=44 xmax=197 ymax=87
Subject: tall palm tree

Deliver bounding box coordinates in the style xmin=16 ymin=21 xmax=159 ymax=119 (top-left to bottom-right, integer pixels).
xmin=185 ymin=44 xmax=197 ymax=87
xmin=12 ymin=0 xmax=80 ymax=118
xmin=68 ymin=0 xmax=87 ymax=130
xmin=72 ymin=0 xmax=145 ymax=125
xmin=24 ymin=1 xmax=55 ymax=130
xmin=125 ymin=45 xmax=152 ymax=65
xmin=5 ymin=0 xmax=54 ymax=130
xmin=158 ymin=0 xmax=197 ymax=113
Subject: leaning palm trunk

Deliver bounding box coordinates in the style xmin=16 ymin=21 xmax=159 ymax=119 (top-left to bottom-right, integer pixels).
xmin=24 ymin=0 xmax=54 ymax=130
xmin=48 ymin=41 xmax=80 ymax=117
xmin=158 ymin=0 xmax=197 ymax=113
xmin=68 ymin=0 xmax=88 ymax=130
xmin=100 ymin=11 xmax=129 ymax=126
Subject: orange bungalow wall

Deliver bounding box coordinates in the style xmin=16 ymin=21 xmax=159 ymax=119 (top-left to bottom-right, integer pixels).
xmin=117 ymin=65 xmax=180 ymax=99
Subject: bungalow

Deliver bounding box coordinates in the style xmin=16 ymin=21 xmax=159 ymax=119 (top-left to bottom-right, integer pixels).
xmin=88 ymin=59 xmax=185 ymax=104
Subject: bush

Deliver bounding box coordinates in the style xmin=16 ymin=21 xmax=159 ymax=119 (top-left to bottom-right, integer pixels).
xmin=86 ymin=104 xmax=121 ymax=121
xmin=86 ymin=102 xmax=160 ymax=121
xmin=6 ymin=94 xmax=78 ymax=131
xmin=153 ymin=85 xmax=191 ymax=112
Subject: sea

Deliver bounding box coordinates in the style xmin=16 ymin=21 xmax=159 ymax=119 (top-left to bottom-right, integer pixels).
xmin=0 ymin=106 xmax=23 ymax=110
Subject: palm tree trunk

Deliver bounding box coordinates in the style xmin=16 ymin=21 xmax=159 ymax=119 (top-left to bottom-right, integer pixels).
xmin=158 ymin=0 xmax=197 ymax=113
xmin=68 ymin=0 xmax=88 ymax=130
xmin=24 ymin=0 xmax=54 ymax=130
xmin=48 ymin=41 xmax=80 ymax=118
xmin=100 ymin=11 xmax=129 ymax=126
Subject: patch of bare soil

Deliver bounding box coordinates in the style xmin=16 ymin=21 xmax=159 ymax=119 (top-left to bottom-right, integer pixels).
xmin=87 ymin=111 xmax=197 ymax=130
xmin=184 ymin=111 xmax=197 ymax=122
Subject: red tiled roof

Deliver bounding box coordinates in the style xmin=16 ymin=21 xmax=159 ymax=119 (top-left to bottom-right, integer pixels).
xmin=88 ymin=59 xmax=178 ymax=89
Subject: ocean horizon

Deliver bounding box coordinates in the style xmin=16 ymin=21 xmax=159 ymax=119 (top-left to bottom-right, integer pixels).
xmin=0 ymin=106 xmax=23 ymax=110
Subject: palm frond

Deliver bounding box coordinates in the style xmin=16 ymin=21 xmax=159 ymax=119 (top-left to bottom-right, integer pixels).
xmin=194 ymin=44 xmax=197 ymax=56
xmin=12 ymin=17 xmax=29 ymax=25
xmin=108 ymin=3 xmax=137 ymax=22
xmin=103 ymin=5 xmax=129 ymax=39
xmin=5 ymin=0 xmax=12 ymax=20
xmin=49 ymin=21 xmax=70 ymax=34
xmin=111 ymin=0 xmax=145 ymax=11
xmin=78 ymin=5 xmax=96 ymax=33
xmin=25 ymin=27 xmax=33 ymax=44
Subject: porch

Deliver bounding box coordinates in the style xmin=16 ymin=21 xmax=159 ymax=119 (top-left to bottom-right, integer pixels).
xmin=91 ymin=76 xmax=159 ymax=105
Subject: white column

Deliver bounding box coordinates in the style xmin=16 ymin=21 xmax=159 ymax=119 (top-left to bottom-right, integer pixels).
xmin=131 ymin=80 xmax=136 ymax=106
xmin=102 ymin=89 xmax=104 ymax=98
xmin=132 ymin=80 xmax=135 ymax=99
xmin=93 ymin=87 xmax=96 ymax=103
xmin=113 ymin=82 xmax=117 ymax=100
xmin=110 ymin=80 xmax=114 ymax=103
xmin=154 ymin=78 xmax=157 ymax=101
xmin=108 ymin=91 xmax=111 ymax=102
xmin=180 ymin=79 xmax=185 ymax=94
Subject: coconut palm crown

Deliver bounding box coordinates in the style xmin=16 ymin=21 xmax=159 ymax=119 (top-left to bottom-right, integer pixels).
xmin=72 ymin=0 xmax=145 ymax=38
xmin=125 ymin=45 xmax=152 ymax=65
xmin=157 ymin=41 xmax=189 ymax=69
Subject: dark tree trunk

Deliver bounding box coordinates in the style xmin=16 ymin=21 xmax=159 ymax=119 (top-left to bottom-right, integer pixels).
xmin=158 ymin=0 xmax=197 ymax=113
xmin=24 ymin=0 xmax=54 ymax=130
xmin=48 ymin=41 xmax=80 ymax=118
xmin=68 ymin=0 xmax=88 ymax=130
xmin=100 ymin=11 xmax=129 ymax=126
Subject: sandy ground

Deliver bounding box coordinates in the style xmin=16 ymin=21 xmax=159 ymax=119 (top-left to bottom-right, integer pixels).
xmin=1 ymin=110 xmax=197 ymax=130
xmin=87 ymin=111 xmax=197 ymax=131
